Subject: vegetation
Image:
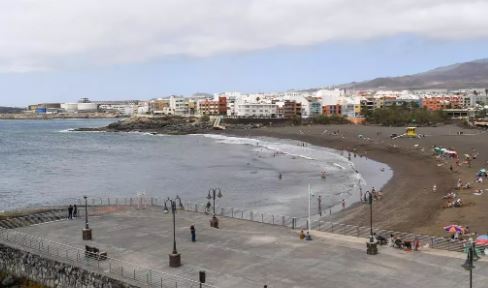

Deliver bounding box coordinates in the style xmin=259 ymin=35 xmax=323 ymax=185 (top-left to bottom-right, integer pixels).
xmin=310 ymin=114 xmax=351 ymax=125
xmin=363 ymin=105 xmax=449 ymax=126
xmin=200 ymin=115 xmax=210 ymax=122
xmin=0 ymin=271 xmax=48 ymax=288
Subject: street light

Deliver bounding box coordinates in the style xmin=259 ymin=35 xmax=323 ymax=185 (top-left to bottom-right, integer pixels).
xmin=163 ymin=195 xmax=184 ymax=268
xmin=462 ymin=240 xmax=479 ymax=288
xmin=365 ymin=191 xmax=377 ymax=255
xmin=82 ymin=196 xmax=92 ymax=240
xmin=306 ymin=184 xmax=313 ymax=240
xmin=207 ymin=188 xmax=223 ymax=228
xmin=318 ymin=195 xmax=322 ymax=217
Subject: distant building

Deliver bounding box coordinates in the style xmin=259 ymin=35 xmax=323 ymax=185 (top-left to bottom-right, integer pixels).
xmin=279 ymin=100 xmax=302 ymax=119
xmin=309 ymin=101 xmax=322 ymax=117
xmin=421 ymin=95 xmax=462 ymax=111
xmin=235 ymin=103 xmax=277 ymax=118
xmin=93 ymin=100 xmax=139 ymax=115
xmin=198 ymin=99 xmax=220 ymax=116
xmin=169 ymin=96 xmax=189 ymax=115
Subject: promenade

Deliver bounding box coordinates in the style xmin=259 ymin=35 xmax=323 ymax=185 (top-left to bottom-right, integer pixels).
xmin=14 ymin=207 xmax=488 ymax=288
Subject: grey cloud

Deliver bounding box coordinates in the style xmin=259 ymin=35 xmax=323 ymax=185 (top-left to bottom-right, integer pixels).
xmin=1 ymin=0 xmax=488 ymax=72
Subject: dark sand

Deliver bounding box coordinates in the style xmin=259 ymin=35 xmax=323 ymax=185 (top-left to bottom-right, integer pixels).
xmin=224 ymin=124 xmax=488 ymax=236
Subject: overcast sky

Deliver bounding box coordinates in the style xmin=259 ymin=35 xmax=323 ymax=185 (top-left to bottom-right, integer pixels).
xmin=2 ymin=0 xmax=488 ymax=106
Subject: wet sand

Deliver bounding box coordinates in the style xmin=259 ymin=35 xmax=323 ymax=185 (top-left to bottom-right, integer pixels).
xmin=224 ymin=124 xmax=488 ymax=236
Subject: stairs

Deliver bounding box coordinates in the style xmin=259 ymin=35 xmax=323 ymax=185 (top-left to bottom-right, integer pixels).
xmin=0 ymin=209 xmax=67 ymax=230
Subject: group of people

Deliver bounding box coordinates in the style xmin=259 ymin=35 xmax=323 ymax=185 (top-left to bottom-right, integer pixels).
xmin=450 ymin=226 xmax=471 ymax=242
xmin=445 ymin=198 xmax=464 ymax=208
xmin=388 ymin=234 xmax=421 ymax=251
xmin=67 ymin=204 xmax=78 ymax=219
xmin=360 ymin=187 xmax=383 ymax=202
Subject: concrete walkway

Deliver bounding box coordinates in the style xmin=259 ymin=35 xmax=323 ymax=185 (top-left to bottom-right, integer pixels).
xmin=16 ymin=207 xmax=488 ymax=288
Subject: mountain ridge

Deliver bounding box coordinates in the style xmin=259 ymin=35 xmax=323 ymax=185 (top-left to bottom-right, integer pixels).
xmin=339 ymin=58 xmax=488 ymax=90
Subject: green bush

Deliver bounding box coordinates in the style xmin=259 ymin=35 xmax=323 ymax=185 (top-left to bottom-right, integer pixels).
xmin=311 ymin=115 xmax=351 ymax=124
xmin=365 ymin=106 xmax=449 ymax=126
xmin=200 ymin=115 xmax=210 ymax=122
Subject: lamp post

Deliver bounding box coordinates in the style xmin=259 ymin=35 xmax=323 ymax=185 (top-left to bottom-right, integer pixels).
xmin=365 ymin=191 xmax=377 ymax=255
xmin=462 ymin=240 xmax=479 ymax=288
xmin=82 ymin=196 xmax=92 ymax=240
xmin=305 ymin=184 xmax=313 ymax=240
xmin=318 ymin=195 xmax=322 ymax=217
xmin=207 ymin=188 xmax=223 ymax=228
xmin=163 ymin=195 xmax=184 ymax=268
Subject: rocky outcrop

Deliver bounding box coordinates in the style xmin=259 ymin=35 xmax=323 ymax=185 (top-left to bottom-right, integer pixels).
xmin=74 ymin=116 xmax=214 ymax=135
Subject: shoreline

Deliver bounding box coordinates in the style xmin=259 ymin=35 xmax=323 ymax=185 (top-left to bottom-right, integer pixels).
xmin=222 ymin=125 xmax=460 ymax=236
xmin=203 ymin=133 xmax=393 ymax=215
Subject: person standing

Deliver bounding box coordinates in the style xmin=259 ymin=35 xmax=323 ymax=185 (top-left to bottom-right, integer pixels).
xmin=68 ymin=205 xmax=73 ymax=220
xmin=342 ymin=199 xmax=346 ymax=209
xmin=73 ymin=204 xmax=78 ymax=218
xmin=190 ymin=225 xmax=196 ymax=242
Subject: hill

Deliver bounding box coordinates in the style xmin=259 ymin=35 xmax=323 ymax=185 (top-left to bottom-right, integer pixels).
xmin=342 ymin=58 xmax=488 ymax=90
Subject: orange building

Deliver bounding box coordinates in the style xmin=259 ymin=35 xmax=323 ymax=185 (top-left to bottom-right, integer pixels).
xmin=218 ymin=96 xmax=227 ymax=115
xmin=198 ymin=99 xmax=220 ymax=115
xmin=322 ymin=104 xmax=342 ymax=116
xmin=421 ymin=95 xmax=462 ymax=111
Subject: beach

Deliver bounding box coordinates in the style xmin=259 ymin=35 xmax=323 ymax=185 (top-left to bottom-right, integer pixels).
xmin=225 ymin=124 xmax=488 ymax=236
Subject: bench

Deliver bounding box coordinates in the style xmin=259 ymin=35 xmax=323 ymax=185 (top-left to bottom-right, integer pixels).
xmin=85 ymin=245 xmax=108 ymax=260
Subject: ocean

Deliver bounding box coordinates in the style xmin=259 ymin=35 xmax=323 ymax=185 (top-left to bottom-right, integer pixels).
xmin=0 ymin=119 xmax=392 ymax=216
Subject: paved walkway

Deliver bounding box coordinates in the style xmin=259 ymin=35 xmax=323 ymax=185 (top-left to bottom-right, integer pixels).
xmin=16 ymin=207 xmax=488 ymax=288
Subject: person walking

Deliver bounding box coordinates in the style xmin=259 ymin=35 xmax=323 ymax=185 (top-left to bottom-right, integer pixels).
xmin=190 ymin=225 xmax=196 ymax=242
xmin=68 ymin=205 xmax=73 ymax=220
xmin=73 ymin=204 xmax=78 ymax=218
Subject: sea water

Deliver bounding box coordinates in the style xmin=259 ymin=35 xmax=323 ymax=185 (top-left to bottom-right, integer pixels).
xmin=0 ymin=119 xmax=392 ymax=216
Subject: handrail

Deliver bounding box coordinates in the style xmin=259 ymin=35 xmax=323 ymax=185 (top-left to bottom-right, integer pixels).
xmin=0 ymin=229 xmax=216 ymax=288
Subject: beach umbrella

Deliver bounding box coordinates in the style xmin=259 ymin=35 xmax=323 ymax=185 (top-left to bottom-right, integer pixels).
xmin=475 ymin=234 xmax=488 ymax=245
xmin=480 ymin=168 xmax=487 ymax=174
xmin=443 ymin=224 xmax=464 ymax=233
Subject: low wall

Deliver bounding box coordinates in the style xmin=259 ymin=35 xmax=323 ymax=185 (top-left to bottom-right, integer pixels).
xmin=0 ymin=243 xmax=138 ymax=288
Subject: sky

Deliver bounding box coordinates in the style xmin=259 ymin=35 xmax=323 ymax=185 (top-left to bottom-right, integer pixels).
xmin=2 ymin=0 xmax=488 ymax=107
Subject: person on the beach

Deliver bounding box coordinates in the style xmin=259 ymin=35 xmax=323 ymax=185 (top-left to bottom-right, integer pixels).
xmin=68 ymin=205 xmax=73 ymax=220
xmin=299 ymin=229 xmax=305 ymax=240
xmin=389 ymin=234 xmax=395 ymax=247
xmin=73 ymin=204 xmax=78 ymax=218
xmin=190 ymin=225 xmax=196 ymax=242
xmin=414 ymin=237 xmax=420 ymax=251
xmin=342 ymin=199 xmax=345 ymax=209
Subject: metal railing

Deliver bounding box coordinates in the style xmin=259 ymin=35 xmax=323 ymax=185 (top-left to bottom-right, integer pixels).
xmin=305 ymin=220 xmax=465 ymax=252
xmin=182 ymin=201 xmax=297 ymax=229
xmin=0 ymin=229 xmax=216 ymax=288
xmin=3 ymin=196 xmax=468 ymax=255
xmin=176 ymin=200 xmax=466 ymax=253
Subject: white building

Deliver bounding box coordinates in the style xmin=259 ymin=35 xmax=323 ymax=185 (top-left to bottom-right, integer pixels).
xmin=169 ymin=96 xmax=189 ymax=115
xmin=235 ymin=103 xmax=278 ymax=118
